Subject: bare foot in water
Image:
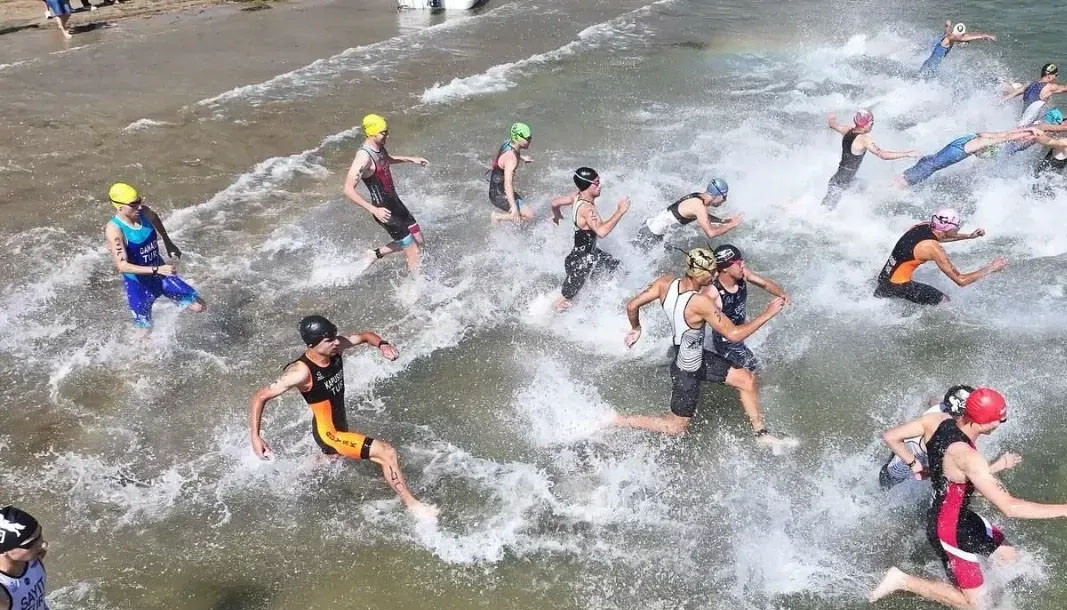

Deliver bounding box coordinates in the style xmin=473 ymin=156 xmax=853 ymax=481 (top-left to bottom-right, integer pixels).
xmin=359 ymin=249 xmax=379 ymax=271
xmin=868 ymin=567 xmax=907 ymax=603
xmin=552 ymin=297 xmax=571 ymax=313
xmin=408 ymin=502 xmax=440 ymax=520
xmin=756 ymin=432 xmax=799 ymax=454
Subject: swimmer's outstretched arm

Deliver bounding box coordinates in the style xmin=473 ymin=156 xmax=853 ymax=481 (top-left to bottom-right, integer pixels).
xmin=956 ymin=446 xmax=1067 ymax=519
xmin=866 ymin=141 xmax=920 ymax=161
xmin=337 ymin=331 xmax=399 ymax=360
xmin=694 ymin=205 xmax=741 ymax=240
xmin=978 ymin=126 xmax=1042 ymax=139
xmin=248 ymin=363 xmax=311 ymax=458
xmin=1035 ymin=134 xmax=1067 ymax=150
xmin=743 ymin=268 xmax=789 ymax=303
xmin=583 ymin=198 xmax=630 ymax=238
xmin=922 ymin=241 xmax=1005 ymax=286
xmin=826 ymin=114 xmax=852 ymax=135
xmin=938 ymin=227 xmax=985 ymax=242
xmin=952 ymin=31 xmax=995 ymax=43
xmin=966 ymin=128 xmax=1041 ymax=153
xmin=695 ymin=292 xmax=785 ymax=344
xmin=1003 ymin=84 xmax=1028 ymax=100
xmin=385 ymin=153 xmax=429 ymax=166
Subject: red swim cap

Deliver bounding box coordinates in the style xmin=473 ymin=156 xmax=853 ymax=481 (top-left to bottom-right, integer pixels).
xmin=854 ymin=109 xmax=874 ymax=128
xmin=964 ymin=388 xmax=1007 ymax=424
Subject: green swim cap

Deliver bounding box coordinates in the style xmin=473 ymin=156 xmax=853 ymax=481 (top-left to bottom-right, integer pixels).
xmin=976 ymin=145 xmax=998 ymax=159
xmin=510 ymin=122 xmax=531 ymax=141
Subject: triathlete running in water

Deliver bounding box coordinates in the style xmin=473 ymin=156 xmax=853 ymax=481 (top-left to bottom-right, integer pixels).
xmin=1004 ymin=63 xmax=1067 ymax=125
xmin=488 ymin=122 xmax=534 ymax=223
xmin=637 ymin=178 xmax=741 ymax=245
xmin=822 ymin=110 xmax=918 ymax=207
xmin=870 ymin=388 xmax=1067 ymax=609
xmin=615 ymin=248 xmax=793 ymax=449
xmin=874 ymin=208 xmax=1005 ymax=305
xmin=248 ymin=315 xmax=437 ymax=518
xmin=550 ymin=167 xmax=630 ymax=312
xmin=878 ymin=385 xmax=1013 ymax=490
xmin=343 ymin=113 xmax=430 ymax=272
xmin=702 ymin=244 xmax=789 ymax=372
xmin=896 ymin=128 xmax=1040 ymax=187
xmin=0 ymin=505 xmax=50 ymax=610
xmin=103 ymin=182 xmax=206 ymax=332
xmin=918 ymin=22 xmax=996 ymax=77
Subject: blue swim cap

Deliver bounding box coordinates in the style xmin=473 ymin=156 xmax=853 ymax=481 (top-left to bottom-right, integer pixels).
xmin=1045 ymin=108 xmax=1064 ymax=125
xmin=706 ymin=178 xmax=729 ymax=199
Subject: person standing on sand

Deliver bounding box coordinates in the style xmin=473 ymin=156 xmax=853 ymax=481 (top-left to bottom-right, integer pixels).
xmin=42 ymin=0 xmax=73 ymax=38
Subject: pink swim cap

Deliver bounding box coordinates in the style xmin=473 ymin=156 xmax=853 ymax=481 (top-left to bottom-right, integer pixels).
xmin=854 ymin=109 xmax=874 ymax=128
xmin=931 ymin=208 xmax=961 ymax=232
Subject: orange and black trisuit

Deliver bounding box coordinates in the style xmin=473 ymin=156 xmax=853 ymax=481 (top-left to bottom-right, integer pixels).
xmin=295 ymin=353 xmax=373 ymax=459
xmin=873 ymin=222 xmax=946 ymax=306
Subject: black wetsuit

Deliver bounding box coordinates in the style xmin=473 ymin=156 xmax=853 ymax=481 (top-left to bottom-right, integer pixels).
xmin=561 ymin=199 xmax=620 ymax=299
xmin=361 ymin=145 xmax=419 ymax=243
xmin=488 ymin=141 xmax=524 ymax=212
xmin=822 ymin=131 xmax=867 ymax=207
xmin=1036 ymin=147 xmax=1067 ymax=174
xmin=707 ymin=277 xmax=760 ymax=371
xmin=924 ymin=419 xmax=1005 ymax=589
xmin=636 ymin=192 xmax=721 ymax=248
xmin=292 ymin=354 xmax=367 ymax=459
xmin=874 ymin=223 xmax=946 ymax=305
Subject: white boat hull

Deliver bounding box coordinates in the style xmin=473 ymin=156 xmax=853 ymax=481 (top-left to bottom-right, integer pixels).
xmin=398 ymin=0 xmax=478 ymax=9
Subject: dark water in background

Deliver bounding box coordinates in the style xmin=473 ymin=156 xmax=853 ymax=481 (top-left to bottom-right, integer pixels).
xmin=1 ymin=0 xmax=1066 ymax=608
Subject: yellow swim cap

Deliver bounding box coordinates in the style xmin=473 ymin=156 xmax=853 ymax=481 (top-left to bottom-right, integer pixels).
xmin=362 ymin=113 xmax=388 ymax=137
xmin=684 ymin=247 xmax=716 ymax=278
xmin=108 ymin=183 xmax=141 ymax=208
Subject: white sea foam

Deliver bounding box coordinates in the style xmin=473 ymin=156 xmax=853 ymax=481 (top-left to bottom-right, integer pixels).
xmin=420 ymin=0 xmax=677 ymax=105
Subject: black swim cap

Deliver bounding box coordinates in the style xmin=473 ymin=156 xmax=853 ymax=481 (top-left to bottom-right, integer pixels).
xmin=1042 ymin=62 xmax=1058 ymax=77
xmin=713 ymin=244 xmax=743 ymax=269
xmin=0 ymin=506 xmax=40 ymax=553
xmin=942 ymin=385 xmax=974 ymax=417
xmin=299 ymin=315 xmax=338 ymax=347
xmin=573 ymin=167 xmax=599 ymax=190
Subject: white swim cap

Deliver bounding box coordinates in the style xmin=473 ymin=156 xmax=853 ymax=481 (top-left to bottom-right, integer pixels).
xmin=953 ymin=23 xmax=966 ymax=35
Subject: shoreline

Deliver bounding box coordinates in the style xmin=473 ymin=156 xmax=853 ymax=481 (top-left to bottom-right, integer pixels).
xmin=0 ymin=0 xmax=292 ymax=34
